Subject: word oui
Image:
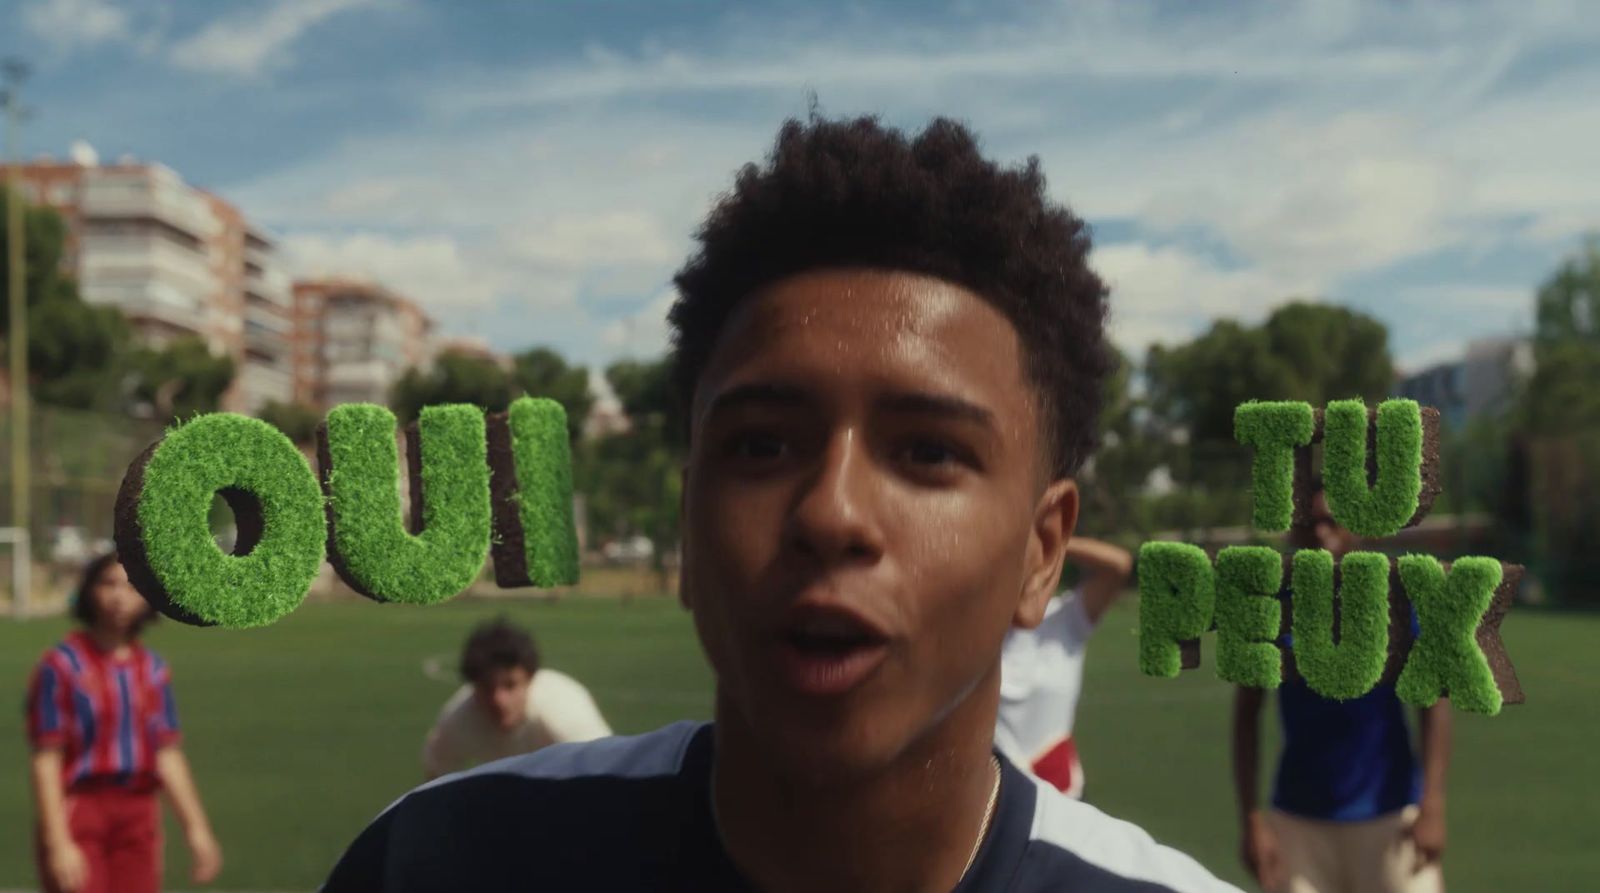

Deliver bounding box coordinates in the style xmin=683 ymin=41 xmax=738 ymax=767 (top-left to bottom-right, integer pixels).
xmin=113 ymin=397 xmax=578 ymax=630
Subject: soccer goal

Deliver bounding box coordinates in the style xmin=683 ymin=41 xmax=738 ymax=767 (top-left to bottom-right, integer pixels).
xmin=0 ymin=526 xmax=30 ymax=619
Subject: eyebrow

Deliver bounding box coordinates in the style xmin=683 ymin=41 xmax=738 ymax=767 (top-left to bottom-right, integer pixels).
xmin=702 ymin=382 xmax=997 ymax=430
xmin=702 ymin=383 xmax=810 ymax=421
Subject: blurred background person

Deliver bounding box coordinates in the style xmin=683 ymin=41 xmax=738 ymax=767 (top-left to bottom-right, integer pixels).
xmin=1232 ymin=478 xmax=1451 ymax=893
xmin=422 ymin=616 xmax=612 ymax=780
xmin=24 ymin=553 xmax=223 ymax=893
xmin=995 ymin=536 xmax=1134 ymax=797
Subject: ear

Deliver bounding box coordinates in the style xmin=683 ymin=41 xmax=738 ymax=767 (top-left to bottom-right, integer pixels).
xmin=1014 ymin=478 xmax=1079 ymax=630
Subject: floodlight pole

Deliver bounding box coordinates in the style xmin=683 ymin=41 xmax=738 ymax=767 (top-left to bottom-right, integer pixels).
xmin=3 ymin=57 xmax=32 ymax=618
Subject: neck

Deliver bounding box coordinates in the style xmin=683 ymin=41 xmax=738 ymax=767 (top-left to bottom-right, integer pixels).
xmin=712 ymin=673 xmax=1002 ymax=893
xmin=85 ymin=626 xmax=133 ymax=656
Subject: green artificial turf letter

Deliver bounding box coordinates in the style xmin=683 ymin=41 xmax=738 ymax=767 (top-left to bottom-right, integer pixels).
xmin=115 ymin=414 xmax=326 ymax=628
xmin=1397 ymin=555 xmax=1504 ymax=715
xmin=318 ymin=402 xmax=492 ymax=605
xmin=1322 ymin=398 xmax=1425 ymax=538
xmin=1214 ymin=546 xmax=1285 ymax=688
xmin=487 ymin=397 xmax=580 ymax=588
xmin=1137 ymin=542 xmax=1216 ymax=677
xmin=1290 ymin=549 xmax=1391 ymax=701
xmin=1234 ymin=401 xmax=1316 ymax=532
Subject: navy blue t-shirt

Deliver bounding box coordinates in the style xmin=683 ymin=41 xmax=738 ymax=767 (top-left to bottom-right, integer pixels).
xmin=1271 ymin=608 xmax=1422 ymax=821
xmin=322 ymin=721 xmax=1239 ymax=891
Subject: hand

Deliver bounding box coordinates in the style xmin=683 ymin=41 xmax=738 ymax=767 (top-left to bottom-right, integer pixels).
xmin=44 ymin=838 xmax=89 ymax=892
xmin=186 ymin=827 xmax=223 ymax=884
xmin=1241 ymin=811 xmax=1284 ymax=891
xmin=1407 ymin=802 xmax=1446 ymax=871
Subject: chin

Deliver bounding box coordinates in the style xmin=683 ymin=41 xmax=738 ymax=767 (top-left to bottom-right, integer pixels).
xmin=735 ymin=692 xmax=916 ymax=785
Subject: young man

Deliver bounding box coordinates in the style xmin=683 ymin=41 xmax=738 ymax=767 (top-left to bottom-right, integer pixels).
xmin=324 ymin=114 xmax=1238 ymax=892
xmin=422 ymin=617 xmax=612 ymax=780
xmin=1233 ymin=481 xmax=1452 ymax=893
xmin=996 ymin=536 xmax=1133 ymax=798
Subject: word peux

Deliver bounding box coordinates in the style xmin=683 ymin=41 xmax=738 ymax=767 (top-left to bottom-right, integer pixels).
xmin=113 ymin=397 xmax=579 ymax=630
xmin=1136 ymin=399 xmax=1521 ymax=715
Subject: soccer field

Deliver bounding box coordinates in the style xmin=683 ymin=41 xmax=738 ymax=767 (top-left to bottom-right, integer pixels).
xmin=1 ymin=595 xmax=1593 ymax=891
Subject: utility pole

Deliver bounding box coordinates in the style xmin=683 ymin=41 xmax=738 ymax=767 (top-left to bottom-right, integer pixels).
xmin=2 ymin=57 xmax=31 ymax=619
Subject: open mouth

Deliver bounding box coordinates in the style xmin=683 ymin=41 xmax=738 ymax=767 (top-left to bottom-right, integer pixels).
xmin=775 ymin=607 xmax=891 ymax=696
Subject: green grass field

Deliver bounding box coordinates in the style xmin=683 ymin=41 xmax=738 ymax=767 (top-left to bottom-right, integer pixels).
xmin=1 ymin=595 xmax=1593 ymax=891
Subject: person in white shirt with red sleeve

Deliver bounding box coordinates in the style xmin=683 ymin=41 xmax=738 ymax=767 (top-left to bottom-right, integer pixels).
xmin=997 ymin=537 xmax=1133 ymax=799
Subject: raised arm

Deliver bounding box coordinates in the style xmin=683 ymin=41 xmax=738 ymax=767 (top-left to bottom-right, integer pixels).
xmin=1063 ymin=537 xmax=1133 ymax=625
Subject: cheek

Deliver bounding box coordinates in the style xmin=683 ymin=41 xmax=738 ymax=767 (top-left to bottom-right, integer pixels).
xmin=899 ymin=500 xmax=1025 ymax=648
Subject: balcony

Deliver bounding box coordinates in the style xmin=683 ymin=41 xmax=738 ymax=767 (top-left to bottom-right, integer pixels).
xmin=245 ymin=321 xmax=290 ymax=355
xmin=80 ymin=278 xmax=205 ymax=335
xmin=325 ymin=359 xmax=397 ymax=389
xmin=81 ymin=171 xmax=220 ymax=242
xmin=80 ymin=235 xmax=216 ymax=295
xmin=239 ymin=362 xmax=295 ymax=411
xmin=244 ymin=261 xmax=292 ymax=307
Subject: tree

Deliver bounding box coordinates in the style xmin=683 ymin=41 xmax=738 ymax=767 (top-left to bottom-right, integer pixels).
xmin=0 ymin=186 xmax=136 ymax=409
xmin=1523 ymin=236 xmax=1600 ymax=435
xmin=128 ymin=336 xmax=235 ymax=424
xmin=605 ymin=357 xmax=675 ymax=426
xmin=0 ymin=185 xmax=75 ymax=321
xmin=258 ymin=400 xmax=323 ymax=445
xmin=1146 ymin=302 xmax=1394 ymax=446
xmin=28 ymin=296 xmax=133 ymax=411
xmin=390 ymin=351 xmax=513 ymax=424
xmin=1514 ymin=236 xmax=1600 ymax=604
xmin=1076 ymin=347 xmax=1167 ymax=542
xmin=510 ymin=347 xmax=592 ymax=442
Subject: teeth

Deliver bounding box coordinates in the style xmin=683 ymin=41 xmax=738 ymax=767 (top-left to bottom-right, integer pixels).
xmin=794 ymin=615 xmax=871 ymax=638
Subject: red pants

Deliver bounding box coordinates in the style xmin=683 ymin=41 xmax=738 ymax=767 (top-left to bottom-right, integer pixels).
xmin=35 ymin=787 xmax=162 ymax=893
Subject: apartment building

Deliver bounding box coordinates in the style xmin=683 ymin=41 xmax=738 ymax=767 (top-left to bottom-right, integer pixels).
xmin=292 ymin=278 xmax=434 ymax=410
xmin=1396 ymin=335 xmax=1535 ymax=430
xmin=2 ymin=149 xmax=294 ymax=412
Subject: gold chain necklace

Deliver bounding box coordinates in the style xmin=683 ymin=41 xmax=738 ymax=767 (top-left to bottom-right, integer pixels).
xmin=958 ymin=755 xmax=1003 ymax=881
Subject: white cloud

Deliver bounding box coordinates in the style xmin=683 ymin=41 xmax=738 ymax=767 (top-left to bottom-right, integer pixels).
xmin=217 ymin=0 xmax=1598 ymax=367
xmin=168 ymin=0 xmax=387 ymax=77
xmin=1092 ymin=242 xmax=1322 ymax=355
xmin=601 ymin=289 xmax=678 ymax=358
xmin=22 ymin=0 xmax=130 ymax=49
xmin=504 ymin=212 xmax=678 ymax=271
xmin=281 ymin=231 xmax=513 ymax=313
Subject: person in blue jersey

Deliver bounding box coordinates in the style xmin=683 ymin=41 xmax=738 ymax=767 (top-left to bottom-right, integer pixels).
xmin=1233 ymin=479 xmax=1452 ymax=893
xmin=323 ymin=113 xmax=1239 ymax=893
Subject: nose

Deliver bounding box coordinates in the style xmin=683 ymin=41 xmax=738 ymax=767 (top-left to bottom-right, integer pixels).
xmin=783 ymin=429 xmax=885 ymax=567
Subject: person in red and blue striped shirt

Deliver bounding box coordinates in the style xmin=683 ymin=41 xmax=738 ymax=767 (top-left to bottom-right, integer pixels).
xmin=24 ymin=552 xmax=223 ymax=893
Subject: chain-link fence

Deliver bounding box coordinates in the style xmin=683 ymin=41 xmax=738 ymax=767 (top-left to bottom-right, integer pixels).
xmin=0 ymin=405 xmax=167 ymax=615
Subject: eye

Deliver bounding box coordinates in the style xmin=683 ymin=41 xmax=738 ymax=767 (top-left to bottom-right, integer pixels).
xmin=724 ymin=431 xmax=787 ymax=462
xmin=903 ymin=439 xmax=958 ymax=466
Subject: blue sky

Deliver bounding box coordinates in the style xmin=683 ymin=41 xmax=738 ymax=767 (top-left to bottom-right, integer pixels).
xmin=6 ymin=0 xmax=1596 ymax=375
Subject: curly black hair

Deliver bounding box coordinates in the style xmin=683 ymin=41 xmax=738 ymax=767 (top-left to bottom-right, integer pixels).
xmin=667 ymin=113 xmax=1115 ymax=478
xmin=459 ymin=615 xmax=541 ymax=684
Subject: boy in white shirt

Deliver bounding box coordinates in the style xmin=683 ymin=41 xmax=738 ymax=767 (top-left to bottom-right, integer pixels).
xmin=422 ymin=616 xmax=612 ymax=780
xmin=996 ymin=536 xmax=1133 ymax=798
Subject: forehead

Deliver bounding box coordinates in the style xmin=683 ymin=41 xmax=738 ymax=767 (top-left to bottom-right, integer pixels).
xmin=695 ymin=268 xmax=1033 ymax=418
